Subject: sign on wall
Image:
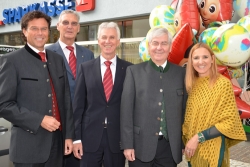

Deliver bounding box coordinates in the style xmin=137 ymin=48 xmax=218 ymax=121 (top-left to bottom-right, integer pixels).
xmin=0 ymin=0 xmax=95 ymax=26
xmin=75 ymin=0 xmax=95 ymax=12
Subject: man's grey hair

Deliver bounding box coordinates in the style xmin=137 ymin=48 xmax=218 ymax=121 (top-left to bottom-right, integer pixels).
xmin=97 ymin=22 xmax=121 ymax=39
xmin=147 ymin=27 xmax=173 ymax=45
xmin=58 ymin=9 xmax=80 ymax=23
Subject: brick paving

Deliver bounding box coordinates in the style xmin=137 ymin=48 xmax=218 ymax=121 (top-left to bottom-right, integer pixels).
xmin=230 ymin=140 xmax=250 ymax=163
xmin=126 ymin=139 xmax=250 ymax=167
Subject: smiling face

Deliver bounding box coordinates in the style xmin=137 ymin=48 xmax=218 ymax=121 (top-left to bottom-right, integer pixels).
xmin=191 ymin=47 xmax=214 ymax=77
xmin=57 ymin=13 xmax=80 ymax=44
xmin=98 ymin=28 xmax=120 ymax=60
xmin=22 ymin=18 xmax=49 ymax=51
xmin=199 ymin=0 xmax=220 ymax=26
xmin=148 ymin=34 xmax=171 ymax=65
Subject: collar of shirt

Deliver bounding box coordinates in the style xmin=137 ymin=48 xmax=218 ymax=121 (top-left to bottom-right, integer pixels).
xmin=58 ymin=39 xmax=76 ymax=63
xmin=157 ymin=60 xmax=167 ymax=69
xmin=100 ymin=55 xmax=117 ymax=83
xmin=27 ymin=43 xmax=47 ymax=62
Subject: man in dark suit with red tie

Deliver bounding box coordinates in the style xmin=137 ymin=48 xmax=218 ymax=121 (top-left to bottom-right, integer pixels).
xmin=46 ymin=10 xmax=94 ymax=167
xmin=72 ymin=22 xmax=132 ymax=167
xmin=0 ymin=11 xmax=74 ymax=167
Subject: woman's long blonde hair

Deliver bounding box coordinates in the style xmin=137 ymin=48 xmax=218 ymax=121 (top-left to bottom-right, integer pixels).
xmin=185 ymin=43 xmax=219 ymax=93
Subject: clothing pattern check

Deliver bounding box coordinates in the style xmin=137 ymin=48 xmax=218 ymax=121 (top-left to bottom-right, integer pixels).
xmin=103 ymin=61 xmax=113 ymax=101
xmin=66 ymin=46 xmax=77 ymax=78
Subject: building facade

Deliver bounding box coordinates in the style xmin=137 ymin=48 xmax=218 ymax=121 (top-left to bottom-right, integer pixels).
xmin=0 ymin=0 xmax=171 ymax=64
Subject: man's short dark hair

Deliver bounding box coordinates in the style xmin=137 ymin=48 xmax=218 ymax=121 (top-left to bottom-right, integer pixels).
xmin=21 ymin=11 xmax=51 ymax=42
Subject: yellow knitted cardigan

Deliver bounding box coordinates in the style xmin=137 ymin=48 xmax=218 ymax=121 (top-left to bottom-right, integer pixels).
xmin=183 ymin=75 xmax=246 ymax=167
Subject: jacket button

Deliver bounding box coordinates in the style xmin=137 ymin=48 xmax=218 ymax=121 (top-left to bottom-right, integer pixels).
xmin=157 ymin=117 xmax=160 ymax=120
xmin=155 ymin=132 xmax=159 ymax=136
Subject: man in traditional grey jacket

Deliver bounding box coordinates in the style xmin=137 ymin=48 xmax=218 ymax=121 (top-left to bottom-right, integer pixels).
xmin=120 ymin=27 xmax=187 ymax=167
xmin=0 ymin=11 xmax=74 ymax=167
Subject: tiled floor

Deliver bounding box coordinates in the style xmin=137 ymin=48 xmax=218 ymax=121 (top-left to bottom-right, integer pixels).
xmin=230 ymin=140 xmax=250 ymax=163
xmin=126 ymin=138 xmax=250 ymax=167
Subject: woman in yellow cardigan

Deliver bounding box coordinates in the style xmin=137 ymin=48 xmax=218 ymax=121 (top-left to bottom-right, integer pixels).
xmin=182 ymin=42 xmax=246 ymax=167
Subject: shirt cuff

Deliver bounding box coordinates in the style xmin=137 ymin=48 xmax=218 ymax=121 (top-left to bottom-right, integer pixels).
xmin=73 ymin=140 xmax=81 ymax=144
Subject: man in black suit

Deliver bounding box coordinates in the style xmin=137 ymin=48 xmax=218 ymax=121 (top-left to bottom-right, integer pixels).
xmin=73 ymin=22 xmax=132 ymax=167
xmin=46 ymin=10 xmax=94 ymax=167
xmin=0 ymin=11 xmax=74 ymax=167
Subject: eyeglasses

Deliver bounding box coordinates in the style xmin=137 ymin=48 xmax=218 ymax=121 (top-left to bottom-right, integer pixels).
xmin=29 ymin=27 xmax=49 ymax=33
xmin=150 ymin=41 xmax=170 ymax=47
xmin=61 ymin=20 xmax=79 ymax=26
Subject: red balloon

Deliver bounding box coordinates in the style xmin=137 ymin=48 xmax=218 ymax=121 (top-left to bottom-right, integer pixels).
xmin=174 ymin=0 xmax=200 ymax=34
xmin=168 ymin=23 xmax=194 ymax=65
xmin=235 ymin=97 xmax=250 ymax=119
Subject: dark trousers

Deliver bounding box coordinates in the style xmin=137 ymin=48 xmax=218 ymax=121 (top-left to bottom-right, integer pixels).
xmin=63 ymin=153 xmax=80 ymax=167
xmin=129 ymin=137 xmax=177 ymax=167
xmin=13 ymin=130 xmax=63 ymax=167
xmin=80 ymin=129 xmax=125 ymax=167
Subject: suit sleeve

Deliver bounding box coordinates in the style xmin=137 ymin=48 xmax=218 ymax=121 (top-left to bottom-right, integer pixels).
xmin=73 ymin=64 xmax=87 ymax=141
xmin=0 ymin=56 xmax=43 ymax=134
xmin=182 ymin=71 xmax=188 ymax=149
xmin=62 ymin=59 xmax=75 ymax=139
xmin=120 ymin=66 xmax=135 ymax=149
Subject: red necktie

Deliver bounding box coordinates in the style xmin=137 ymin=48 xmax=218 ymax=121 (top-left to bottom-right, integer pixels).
xmin=38 ymin=52 xmax=46 ymax=62
xmin=103 ymin=61 xmax=113 ymax=101
xmin=38 ymin=52 xmax=62 ymax=130
xmin=66 ymin=46 xmax=77 ymax=78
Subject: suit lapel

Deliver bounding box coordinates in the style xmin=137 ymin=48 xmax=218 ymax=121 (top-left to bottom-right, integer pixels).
xmin=93 ymin=57 xmax=106 ymax=101
xmin=109 ymin=57 xmax=124 ymax=101
xmin=75 ymin=44 xmax=87 ymax=75
xmin=53 ymin=42 xmax=74 ymax=78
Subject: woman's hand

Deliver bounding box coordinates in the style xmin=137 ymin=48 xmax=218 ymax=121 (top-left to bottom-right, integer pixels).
xmin=184 ymin=134 xmax=199 ymax=158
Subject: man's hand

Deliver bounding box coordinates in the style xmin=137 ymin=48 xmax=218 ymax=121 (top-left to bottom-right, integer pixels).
xmin=124 ymin=149 xmax=135 ymax=161
xmin=65 ymin=139 xmax=73 ymax=155
xmin=41 ymin=115 xmax=60 ymax=132
xmin=73 ymin=143 xmax=83 ymax=159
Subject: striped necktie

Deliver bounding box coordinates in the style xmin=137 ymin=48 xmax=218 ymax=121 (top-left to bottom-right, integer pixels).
xmin=103 ymin=61 xmax=113 ymax=101
xmin=66 ymin=46 xmax=77 ymax=78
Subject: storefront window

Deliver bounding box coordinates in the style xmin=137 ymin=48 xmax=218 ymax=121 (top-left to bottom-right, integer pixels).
xmin=0 ymin=17 xmax=148 ymax=64
xmin=83 ymin=40 xmax=143 ymax=64
xmin=77 ymin=26 xmax=88 ymax=41
xmin=88 ymin=24 xmax=98 ymax=41
xmin=123 ymin=18 xmax=150 ymax=38
xmin=49 ymin=28 xmax=59 ymax=43
xmin=0 ymin=33 xmax=24 ymax=46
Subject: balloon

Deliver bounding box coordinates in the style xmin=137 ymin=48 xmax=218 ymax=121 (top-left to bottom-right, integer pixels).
xmin=149 ymin=5 xmax=175 ymax=28
xmin=228 ymin=66 xmax=245 ymax=78
xmin=217 ymin=65 xmax=231 ymax=79
xmin=168 ymin=23 xmax=194 ymax=65
xmin=196 ymin=16 xmax=206 ymax=39
xmin=139 ymin=38 xmax=150 ymax=62
xmin=211 ymin=23 xmax=250 ymax=67
xmin=237 ymin=15 xmax=250 ymax=32
xmin=199 ymin=0 xmax=233 ymax=27
xmin=170 ymin=0 xmax=178 ymax=9
xmin=173 ymin=0 xmax=200 ymax=35
xmin=236 ymin=96 xmax=250 ymax=119
xmin=198 ymin=27 xmax=218 ymax=47
xmin=233 ymin=0 xmax=250 ymax=18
